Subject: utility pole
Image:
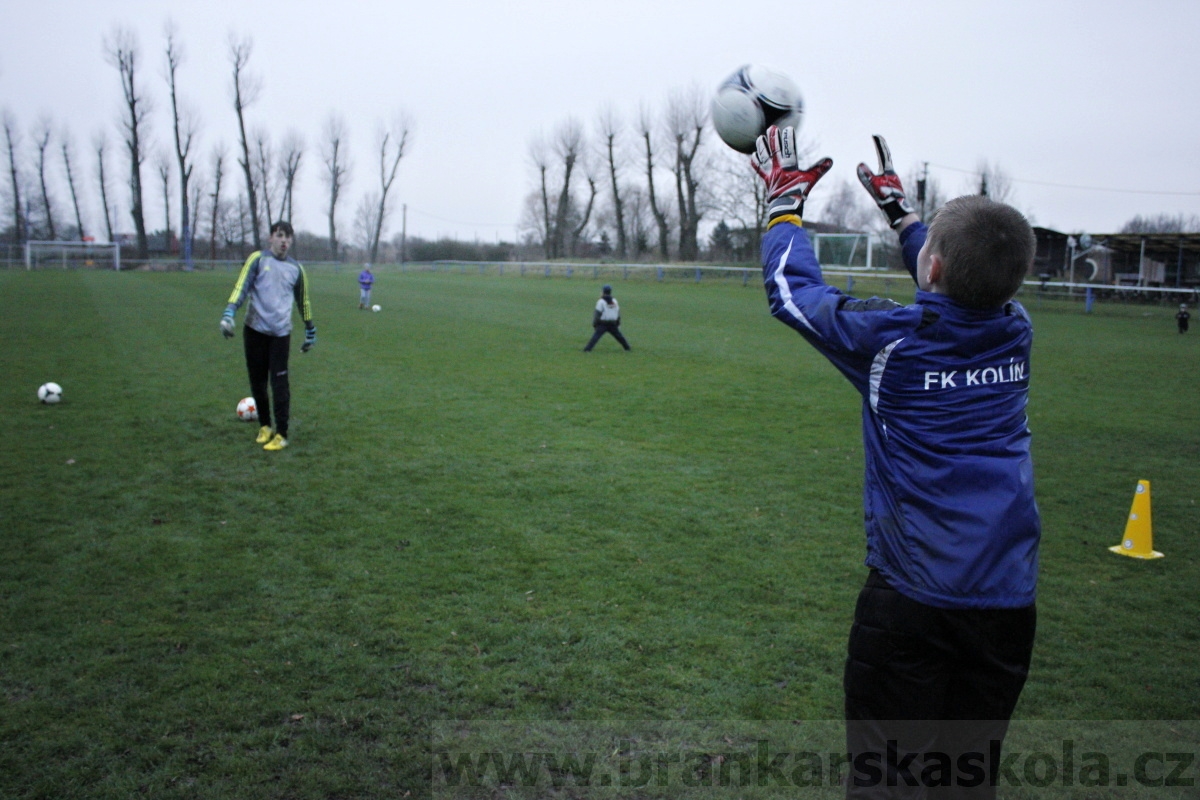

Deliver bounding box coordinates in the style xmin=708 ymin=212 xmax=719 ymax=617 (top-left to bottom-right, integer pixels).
xmin=918 ymin=162 xmax=929 ymax=219
xmin=400 ymin=203 xmax=407 ymax=264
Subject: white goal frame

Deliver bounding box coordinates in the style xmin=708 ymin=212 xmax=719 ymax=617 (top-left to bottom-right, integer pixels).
xmin=25 ymin=240 xmax=121 ymax=271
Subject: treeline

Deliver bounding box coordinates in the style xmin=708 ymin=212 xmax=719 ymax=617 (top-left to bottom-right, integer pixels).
xmin=0 ymin=22 xmax=411 ymax=267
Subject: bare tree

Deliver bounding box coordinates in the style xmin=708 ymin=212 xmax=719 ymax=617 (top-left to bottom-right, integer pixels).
xmin=104 ymin=26 xmax=151 ymax=259
xmin=208 ymin=144 xmax=225 ymax=260
xmin=320 ymin=113 xmax=350 ymax=260
xmin=1120 ymin=213 xmax=1200 ymax=234
xmin=569 ymin=167 xmax=597 ymax=257
xmin=666 ymin=87 xmax=708 ymax=262
xmin=367 ymin=113 xmax=411 ymax=264
xmin=355 ymin=190 xmax=382 ymax=254
xmin=157 ymin=150 xmax=172 ymax=247
xmin=278 ymin=130 xmax=303 ymax=225
xmin=164 ymin=21 xmax=198 ymax=267
xmin=816 ymin=179 xmax=875 ymax=232
xmin=32 ymin=118 xmax=57 ymax=240
xmin=549 ymin=118 xmax=585 ymax=259
xmin=597 ymin=106 xmax=628 ymax=259
xmin=709 ymin=147 xmax=769 ymax=242
xmin=92 ymin=131 xmax=114 ymax=243
xmin=229 ymin=34 xmax=261 ymax=249
xmin=526 ymin=135 xmax=553 ymax=257
xmin=2 ymin=110 xmax=25 ymax=242
xmin=189 ymin=169 xmax=202 ymax=258
xmin=975 ymin=160 xmax=1015 ymax=205
xmin=636 ymin=104 xmax=671 ymax=259
xmin=252 ymin=128 xmax=274 ymax=228
xmin=59 ymin=127 xmax=86 ymax=239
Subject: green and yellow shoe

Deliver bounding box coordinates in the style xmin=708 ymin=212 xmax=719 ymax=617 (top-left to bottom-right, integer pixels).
xmin=263 ymin=433 xmax=288 ymax=451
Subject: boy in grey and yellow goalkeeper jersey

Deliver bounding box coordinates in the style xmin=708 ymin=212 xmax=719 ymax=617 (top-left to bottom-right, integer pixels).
xmin=220 ymin=221 xmax=316 ymax=451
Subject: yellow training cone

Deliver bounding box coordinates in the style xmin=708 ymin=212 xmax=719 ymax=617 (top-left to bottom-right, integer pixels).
xmin=1109 ymin=480 xmax=1164 ymax=559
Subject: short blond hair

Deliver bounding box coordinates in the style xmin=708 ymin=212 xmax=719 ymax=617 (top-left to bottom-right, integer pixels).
xmin=926 ymin=196 xmax=1035 ymax=309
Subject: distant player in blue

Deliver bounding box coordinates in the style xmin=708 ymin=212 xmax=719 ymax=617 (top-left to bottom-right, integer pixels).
xmin=358 ymin=263 xmax=374 ymax=309
xmin=220 ymin=221 xmax=316 ymax=451
xmin=1177 ymin=303 xmax=1190 ymax=333
xmin=752 ymin=127 xmax=1039 ymax=798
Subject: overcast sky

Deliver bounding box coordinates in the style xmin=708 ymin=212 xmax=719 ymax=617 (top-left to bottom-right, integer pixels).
xmin=3 ymin=0 xmax=1199 ymax=247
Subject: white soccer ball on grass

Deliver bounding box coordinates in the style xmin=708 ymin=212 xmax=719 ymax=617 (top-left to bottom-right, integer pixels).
xmin=371 ymin=304 xmax=381 ymax=312
xmin=236 ymin=397 xmax=258 ymax=421
xmin=37 ymin=382 xmax=63 ymax=404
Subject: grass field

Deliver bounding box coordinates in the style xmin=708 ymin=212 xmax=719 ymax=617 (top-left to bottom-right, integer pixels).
xmin=1 ymin=264 xmax=1198 ymax=798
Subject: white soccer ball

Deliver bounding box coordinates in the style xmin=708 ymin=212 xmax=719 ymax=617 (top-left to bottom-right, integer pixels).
xmin=711 ymin=65 xmax=804 ymax=154
xmin=371 ymin=304 xmax=381 ymax=312
xmin=236 ymin=396 xmax=258 ymax=421
xmin=37 ymin=382 xmax=63 ymax=404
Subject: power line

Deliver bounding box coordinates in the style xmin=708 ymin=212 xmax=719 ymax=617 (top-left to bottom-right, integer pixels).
xmin=927 ymin=162 xmax=1200 ymax=197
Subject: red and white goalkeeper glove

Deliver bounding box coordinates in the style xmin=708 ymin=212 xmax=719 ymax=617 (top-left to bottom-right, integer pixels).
xmin=856 ymin=134 xmax=915 ymax=229
xmin=751 ymin=125 xmax=833 ymax=227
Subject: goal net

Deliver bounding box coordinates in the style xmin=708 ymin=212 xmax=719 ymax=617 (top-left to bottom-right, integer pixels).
xmin=810 ymin=232 xmax=877 ymax=269
xmin=25 ymin=240 xmax=121 ymax=271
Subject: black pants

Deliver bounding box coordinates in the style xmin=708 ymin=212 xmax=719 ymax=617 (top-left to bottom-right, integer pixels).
xmin=243 ymin=325 xmax=291 ymax=437
xmin=844 ymin=570 xmax=1036 ymax=799
xmin=584 ymin=322 xmax=630 ymax=351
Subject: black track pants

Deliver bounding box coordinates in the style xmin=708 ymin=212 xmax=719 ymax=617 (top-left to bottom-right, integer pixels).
xmin=843 ymin=570 xmax=1036 ymax=799
xmin=243 ymin=325 xmax=292 ymax=436
xmin=584 ymin=322 xmax=630 ymax=351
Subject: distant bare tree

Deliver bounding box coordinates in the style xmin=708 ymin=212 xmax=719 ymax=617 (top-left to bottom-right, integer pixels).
xmin=709 ymin=148 xmax=768 ymax=241
xmin=367 ymin=113 xmax=411 ymax=264
xmin=666 ymin=87 xmax=708 ymax=261
xmin=320 ymin=113 xmax=350 ymax=260
xmin=2 ymin=110 xmax=25 ymax=242
xmin=92 ymin=131 xmax=114 ymax=243
xmin=278 ymin=130 xmax=303 ymax=225
xmin=207 ymin=144 xmax=225 ymax=260
xmin=597 ymin=106 xmax=628 ymax=259
xmin=550 ymin=118 xmax=584 ymax=259
xmin=569 ymin=166 xmax=597 ymax=257
xmin=816 ymin=179 xmax=875 ymax=232
xmin=59 ymin=128 xmax=86 ymax=239
xmin=975 ymin=160 xmax=1015 ymax=205
xmin=32 ymin=118 xmax=57 ymax=240
xmin=1120 ymin=213 xmax=1200 ymax=234
xmin=189 ymin=170 xmax=202 ymax=256
xmin=229 ymin=34 xmax=261 ymax=249
xmin=355 ymin=190 xmax=382 ymax=254
xmin=252 ymin=128 xmax=275 ymax=227
xmin=526 ymin=135 xmax=553 ymax=257
xmin=636 ymin=104 xmax=671 ymax=259
xmin=104 ymin=26 xmax=151 ymax=259
xmin=157 ymin=150 xmax=172 ymax=246
xmin=164 ymin=21 xmax=198 ymax=267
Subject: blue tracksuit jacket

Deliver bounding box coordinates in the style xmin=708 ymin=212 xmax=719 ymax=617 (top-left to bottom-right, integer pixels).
xmin=762 ymin=220 xmax=1039 ymax=609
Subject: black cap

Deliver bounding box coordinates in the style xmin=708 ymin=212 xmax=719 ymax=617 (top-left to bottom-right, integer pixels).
xmin=602 ymin=284 xmax=612 ymax=295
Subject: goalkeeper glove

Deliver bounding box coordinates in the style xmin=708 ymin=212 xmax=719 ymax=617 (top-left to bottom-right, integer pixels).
xmin=301 ymin=323 xmax=316 ymax=353
xmin=220 ymin=308 xmax=235 ymax=339
xmin=856 ymin=134 xmax=916 ymax=229
xmin=751 ymin=126 xmax=833 ymax=227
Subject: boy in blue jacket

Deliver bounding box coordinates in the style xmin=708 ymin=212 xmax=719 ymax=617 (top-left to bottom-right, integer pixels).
xmin=752 ymin=127 xmax=1039 ymax=797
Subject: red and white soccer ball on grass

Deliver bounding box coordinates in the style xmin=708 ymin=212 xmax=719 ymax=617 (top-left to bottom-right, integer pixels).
xmin=236 ymin=397 xmax=258 ymax=421
xmin=710 ymin=65 xmax=804 ymax=153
